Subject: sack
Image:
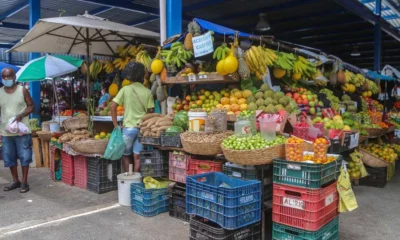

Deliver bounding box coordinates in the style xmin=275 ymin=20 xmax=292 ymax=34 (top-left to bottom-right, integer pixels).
xmin=103 ymin=128 xmax=126 ymax=160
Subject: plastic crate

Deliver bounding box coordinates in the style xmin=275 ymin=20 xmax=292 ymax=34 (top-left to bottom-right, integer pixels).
xmin=132 ymin=200 xmax=169 ymax=217
xmin=61 ymin=151 xmax=74 ymax=186
xmin=138 ymin=135 xmax=161 ymax=145
xmin=264 ymin=183 xmax=273 ymax=201
xmin=187 ymin=157 xmax=223 ymax=176
xmin=186 ymin=172 xmax=262 ymax=230
xmin=131 ymin=183 xmax=169 ymax=217
xmin=86 ymin=157 xmax=120 ymax=194
xmin=169 ymin=204 xmax=190 ymax=222
xmin=222 ymin=163 xmax=258 ymax=180
xmin=272 ymin=216 xmax=339 ymax=240
xmin=140 ymin=150 xmax=167 ymax=164
xmin=50 ymin=147 xmax=61 ymax=181
xmin=359 ymin=166 xmax=387 ymax=188
xmin=161 ymin=132 xmax=182 ymax=147
xmin=141 ymin=163 xmax=169 ymax=178
xmin=272 ymin=181 xmax=338 ymax=231
xmin=73 ymin=155 xmax=87 ymax=189
xmin=387 ymin=162 xmax=395 ymax=181
xmin=131 ymin=182 xmax=168 ymax=199
xmin=190 ymin=215 xmax=261 ymax=240
xmin=169 ymin=152 xmax=189 ymax=183
xmin=273 ymin=157 xmax=342 ymax=189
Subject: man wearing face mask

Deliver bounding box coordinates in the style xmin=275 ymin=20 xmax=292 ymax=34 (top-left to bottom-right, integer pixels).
xmin=98 ymin=82 xmax=111 ymax=109
xmin=0 ymin=68 xmax=35 ymax=193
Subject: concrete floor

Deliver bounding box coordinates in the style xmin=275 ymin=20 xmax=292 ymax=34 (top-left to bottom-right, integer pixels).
xmin=0 ymin=165 xmax=399 ymax=240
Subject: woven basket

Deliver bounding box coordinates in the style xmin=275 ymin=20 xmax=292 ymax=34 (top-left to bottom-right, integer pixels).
xmin=359 ymin=148 xmax=390 ymax=167
xmin=180 ymin=132 xmax=233 ymax=155
xmin=365 ymin=127 xmax=385 ymax=138
xmin=62 ymin=116 xmax=89 ymax=131
xmin=221 ymin=144 xmax=284 ymax=165
xmin=67 ymin=139 xmax=108 ymax=155
xmin=37 ymin=131 xmax=52 ymax=141
xmin=358 ymin=135 xmax=368 ymax=143
xmin=388 ymin=126 xmax=395 ymax=132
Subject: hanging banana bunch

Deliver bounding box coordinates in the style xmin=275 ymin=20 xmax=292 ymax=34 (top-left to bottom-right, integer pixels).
xmin=160 ymin=42 xmax=193 ymax=68
xmin=89 ymin=59 xmax=102 ymax=80
xmin=113 ymin=57 xmax=131 ymax=71
xmin=136 ymin=50 xmax=152 ymax=71
xmin=103 ymin=60 xmax=115 ymax=74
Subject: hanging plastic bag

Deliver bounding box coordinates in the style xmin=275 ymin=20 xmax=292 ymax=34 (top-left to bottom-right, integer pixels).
xmin=337 ymin=163 xmax=358 ymax=212
xmin=103 ymin=127 xmax=126 ymax=160
xmin=350 ymin=150 xmax=368 ymax=178
xmin=18 ymin=122 xmax=30 ymax=136
xmin=6 ymin=115 xmax=18 ymax=134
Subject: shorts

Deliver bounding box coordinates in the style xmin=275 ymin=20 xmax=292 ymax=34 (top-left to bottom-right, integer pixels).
xmin=122 ymin=128 xmax=143 ymax=155
xmin=2 ymin=134 xmax=33 ymax=167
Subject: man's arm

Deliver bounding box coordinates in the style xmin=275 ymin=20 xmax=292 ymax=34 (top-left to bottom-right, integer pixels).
xmin=16 ymin=88 xmax=34 ymax=122
xmin=111 ymin=101 xmax=119 ymax=128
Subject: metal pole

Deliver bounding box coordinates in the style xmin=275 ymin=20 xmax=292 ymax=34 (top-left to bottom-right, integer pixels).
xmin=374 ymin=0 xmax=382 ymax=72
xmin=86 ymin=28 xmax=90 ymax=100
xmin=159 ymin=0 xmax=167 ymax=45
xmin=29 ymin=0 xmax=41 ymax=121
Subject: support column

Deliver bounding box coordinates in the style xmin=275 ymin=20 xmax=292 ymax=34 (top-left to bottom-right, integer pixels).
xmin=166 ymin=0 xmax=182 ymax=38
xmin=374 ymin=0 xmax=382 ymax=72
xmin=29 ymin=0 xmax=41 ymax=121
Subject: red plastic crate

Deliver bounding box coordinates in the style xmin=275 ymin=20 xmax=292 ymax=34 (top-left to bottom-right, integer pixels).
xmin=169 ymin=152 xmax=189 ymax=184
xmin=50 ymin=147 xmax=57 ymax=181
xmin=61 ymin=151 xmax=74 ymax=186
xmin=186 ymin=158 xmax=223 ymax=176
xmin=74 ymin=155 xmax=87 ymax=189
xmin=272 ymin=181 xmax=338 ymax=231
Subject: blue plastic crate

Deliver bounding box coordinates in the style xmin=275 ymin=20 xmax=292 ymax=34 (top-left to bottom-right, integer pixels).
xmin=130 ymin=183 xmax=168 ymax=200
xmin=132 ymin=203 xmax=169 ymax=217
xmin=186 ymin=172 xmax=262 ymax=230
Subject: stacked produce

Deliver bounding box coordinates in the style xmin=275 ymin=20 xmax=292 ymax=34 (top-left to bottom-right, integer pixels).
xmin=362 ymin=144 xmax=398 ymax=163
xmin=139 ymin=113 xmax=174 ymax=137
xmin=222 ymin=134 xmax=285 ymax=150
xmin=57 ymin=129 xmax=91 ymax=144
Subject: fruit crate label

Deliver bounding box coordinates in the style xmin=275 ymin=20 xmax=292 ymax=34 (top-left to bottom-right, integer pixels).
xmin=192 ymin=31 xmax=214 ymax=58
xmin=325 ymin=193 xmax=335 ymax=206
xmin=232 ymin=171 xmax=242 ymax=178
xmin=283 ymin=197 xmax=304 ymax=210
xmin=239 ymin=195 xmax=254 ymax=204
xmin=200 ymin=191 xmax=215 ymax=201
xmin=145 ymin=159 xmax=152 ymax=164
xmin=287 ymin=164 xmax=301 ymax=171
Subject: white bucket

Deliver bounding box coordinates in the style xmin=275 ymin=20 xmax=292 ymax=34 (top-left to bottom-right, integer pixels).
xmin=188 ymin=111 xmax=207 ymax=132
xmin=117 ymin=172 xmax=141 ymax=206
xmin=49 ymin=122 xmax=60 ymax=133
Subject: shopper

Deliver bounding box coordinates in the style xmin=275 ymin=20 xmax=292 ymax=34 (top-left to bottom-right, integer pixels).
xmin=111 ymin=62 xmax=154 ymax=172
xmin=0 ymin=68 xmax=34 ymax=193
xmin=98 ymin=82 xmax=111 ymax=109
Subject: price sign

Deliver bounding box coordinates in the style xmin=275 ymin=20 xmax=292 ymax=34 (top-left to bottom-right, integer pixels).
xmin=192 ymin=31 xmax=214 ymax=57
xmin=348 ymin=132 xmax=359 ymax=149
xmin=188 ymin=75 xmax=197 ymax=82
xmin=283 ymin=197 xmax=304 ymax=210
xmin=325 ymin=193 xmax=335 ymax=206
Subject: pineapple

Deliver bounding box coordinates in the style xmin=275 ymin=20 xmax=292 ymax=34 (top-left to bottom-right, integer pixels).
xmin=231 ymin=72 xmax=240 ymax=81
xmin=192 ymin=21 xmax=201 ymax=37
xmin=156 ymin=85 xmax=167 ymax=101
xmin=237 ymin=48 xmax=250 ymax=80
xmin=151 ymin=81 xmax=158 ymax=96
xmin=184 ymin=22 xmax=194 ymax=50
xmin=150 ymin=73 xmax=156 ymax=83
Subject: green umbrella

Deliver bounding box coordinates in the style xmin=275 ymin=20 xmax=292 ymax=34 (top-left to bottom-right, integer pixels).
xmin=16 ymin=55 xmax=83 ymax=82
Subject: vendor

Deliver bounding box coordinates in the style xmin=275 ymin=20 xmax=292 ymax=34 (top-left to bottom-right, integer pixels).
xmin=98 ymin=82 xmax=111 ymax=109
xmin=52 ymin=89 xmax=70 ymax=116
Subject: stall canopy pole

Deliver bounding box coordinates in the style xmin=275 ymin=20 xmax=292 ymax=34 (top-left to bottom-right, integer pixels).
xmin=86 ymin=28 xmax=91 ymax=100
xmin=29 ymin=0 xmax=41 ymax=121
xmin=374 ymin=0 xmax=382 ymax=72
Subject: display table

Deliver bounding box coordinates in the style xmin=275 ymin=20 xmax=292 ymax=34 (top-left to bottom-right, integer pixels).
xmin=92 ymin=116 xmax=123 ymax=134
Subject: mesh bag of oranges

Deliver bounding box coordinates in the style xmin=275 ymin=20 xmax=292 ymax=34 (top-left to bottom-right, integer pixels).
xmin=313 ymin=137 xmax=330 ymax=163
xmin=285 ymin=137 xmax=304 ymax=161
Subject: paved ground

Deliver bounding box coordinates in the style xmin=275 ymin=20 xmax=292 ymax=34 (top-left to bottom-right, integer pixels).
xmin=0 ymin=165 xmax=399 ymax=240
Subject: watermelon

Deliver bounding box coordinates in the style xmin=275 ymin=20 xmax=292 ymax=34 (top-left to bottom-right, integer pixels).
xmin=173 ymin=111 xmax=189 ymax=130
xmin=166 ymin=126 xmax=184 ymax=133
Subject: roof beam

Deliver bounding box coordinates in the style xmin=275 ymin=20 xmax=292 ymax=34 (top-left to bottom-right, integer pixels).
xmin=76 ymin=0 xmax=159 ymax=15
xmin=0 ymin=22 xmax=29 ymax=30
xmin=89 ymin=6 xmax=113 ymax=15
xmin=129 ymin=16 xmax=159 ymax=26
xmin=183 ymin=0 xmax=226 ymax=12
xmin=333 ymin=0 xmax=400 ymax=42
xmin=0 ymin=0 xmax=29 ymax=22
xmin=384 ymin=14 xmax=400 ymax=20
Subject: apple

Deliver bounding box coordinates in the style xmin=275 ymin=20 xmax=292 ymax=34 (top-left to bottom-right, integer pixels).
xmin=182 ymin=100 xmax=189 ymax=105
xmin=318 ymin=101 xmax=323 ymax=107
xmin=309 ymin=101 xmax=315 ymax=107
xmin=303 ymin=99 xmax=309 ymax=105
xmin=183 ymin=105 xmax=190 ymax=111
xmin=293 ymin=93 xmax=300 ymax=100
xmin=176 ymin=99 xmax=182 ymax=104
xmin=171 ymin=103 xmax=178 ymax=110
xmin=307 ymin=95 xmax=313 ymax=101
xmin=176 ymin=104 xmax=183 ymax=111
xmin=309 ymin=107 xmax=316 ymax=114
xmin=185 ymin=95 xmax=191 ymax=101
xmin=296 ymin=98 xmax=303 ymax=104
xmin=286 ymin=92 xmax=293 ymax=98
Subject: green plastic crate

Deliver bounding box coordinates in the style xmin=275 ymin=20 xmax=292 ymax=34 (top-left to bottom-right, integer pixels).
xmin=273 ymin=217 xmax=339 ymax=240
xmin=273 ymin=156 xmax=342 ymax=189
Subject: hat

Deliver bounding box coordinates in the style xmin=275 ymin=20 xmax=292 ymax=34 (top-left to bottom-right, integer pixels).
xmin=121 ymin=62 xmax=145 ymax=82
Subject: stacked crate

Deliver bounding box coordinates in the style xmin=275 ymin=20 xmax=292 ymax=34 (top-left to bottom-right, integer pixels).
xmin=359 ymin=165 xmax=387 ymax=188
xmin=168 ymin=182 xmax=190 ymax=222
xmin=131 ymin=183 xmax=169 ymax=217
xmin=140 ymin=150 xmax=168 ymax=178
xmin=61 ymin=151 xmax=74 ymax=186
xmin=73 ymin=155 xmax=87 ymax=189
xmin=186 ymin=172 xmax=262 ymax=240
xmin=169 ymin=151 xmax=190 ymax=184
xmin=272 ymin=157 xmax=341 ymax=239
xmin=86 ymin=157 xmax=121 ymax=194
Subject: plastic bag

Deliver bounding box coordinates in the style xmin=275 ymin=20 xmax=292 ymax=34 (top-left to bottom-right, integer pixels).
xmin=18 ymin=122 xmax=30 ymax=136
xmin=337 ymin=163 xmax=358 ymax=212
xmin=103 ymin=128 xmax=126 ymax=160
xmin=143 ymin=176 xmax=171 ymax=189
xmin=6 ymin=116 xmax=18 ymax=134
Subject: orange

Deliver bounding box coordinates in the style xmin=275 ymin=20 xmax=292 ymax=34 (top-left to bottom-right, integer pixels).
xmin=117 ymin=105 xmax=124 ymax=112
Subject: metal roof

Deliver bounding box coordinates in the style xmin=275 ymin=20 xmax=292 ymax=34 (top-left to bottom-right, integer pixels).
xmin=0 ymin=0 xmax=399 ymax=69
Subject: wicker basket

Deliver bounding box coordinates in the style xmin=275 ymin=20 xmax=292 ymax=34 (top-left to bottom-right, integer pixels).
xmin=37 ymin=131 xmax=52 ymax=141
xmin=358 ymin=135 xmax=368 ymax=143
xmin=359 ymin=148 xmax=390 ymax=167
xmin=67 ymin=139 xmax=108 ymax=155
xmin=180 ymin=132 xmax=233 ymax=155
xmin=62 ymin=116 xmax=89 ymax=131
xmin=388 ymin=126 xmax=396 ymax=132
xmin=365 ymin=127 xmax=385 ymax=138
xmin=221 ymin=144 xmax=284 ymax=165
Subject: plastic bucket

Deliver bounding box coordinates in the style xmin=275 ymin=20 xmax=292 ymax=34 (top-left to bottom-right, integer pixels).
xmin=117 ymin=173 xmax=141 ymax=206
xmin=259 ymin=118 xmax=276 ymax=141
xmin=188 ymin=111 xmax=207 ymax=132
xmin=49 ymin=122 xmax=60 ymax=133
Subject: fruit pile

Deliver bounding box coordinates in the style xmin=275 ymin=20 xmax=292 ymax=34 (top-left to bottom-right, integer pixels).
xmin=285 ymin=137 xmax=304 ymax=161
xmin=363 ymin=144 xmax=398 ymax=163
xmin=302 ymin=154 xmax=337 ymax=164
xmin=293 ymin=121 xmax=309 ymax=139
xmin=98 ymin=102 xmax=124 ymax=116
xmin=94 ymin=131 xmax=111 ymax=140
xmin=346 ymin=160 xmax=361 ymax=179
xmin=222 ymin=134 xmax=286 ymax=150
xmin=313 ymin=138 xmax=329 ymax=163
xmin=285 ymin=88 xmax=322 ymax=115
xmin=368 ymin=111 xmax=383 ymax=124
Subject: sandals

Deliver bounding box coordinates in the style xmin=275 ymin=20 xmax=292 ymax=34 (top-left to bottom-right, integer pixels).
xmin=4 ymin=181 xmax=21 ymax=191
xmin=20 ymin=183 xmax=30 ymax=193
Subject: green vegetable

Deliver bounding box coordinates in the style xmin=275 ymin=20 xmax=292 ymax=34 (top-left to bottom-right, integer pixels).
xmin=173 ymin=111 xmax=189 ymax=130
xmin=165 ymin=126 xmax=184 ymax=133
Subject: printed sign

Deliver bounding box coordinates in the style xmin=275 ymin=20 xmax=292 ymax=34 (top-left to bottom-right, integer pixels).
xmin=283 ymin=197 xmax=304 ymax=210
xmin=287 ymin=164 xmax=301 ymax=171
xmin=192 ymin=31 xmax=214 ymax=57
xmin=325 ymin=193 xmax=335 ymax=206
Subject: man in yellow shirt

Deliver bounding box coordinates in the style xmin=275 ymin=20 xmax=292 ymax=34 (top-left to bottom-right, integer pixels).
xmin=111 ymin=62 xmax=154 ymax=172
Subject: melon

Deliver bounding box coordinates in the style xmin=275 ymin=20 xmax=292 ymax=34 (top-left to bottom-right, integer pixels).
xmin=151 ymin=59 xmax=164 ymax=74
xmin=109 ymin=83 xmax=119 ymax=97
xmin=273 ymin=67 xmax=286 ymax=79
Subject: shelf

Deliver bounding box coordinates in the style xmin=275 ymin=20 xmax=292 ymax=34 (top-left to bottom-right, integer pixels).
xmin=91 ymin=116 xmax=123 ymax=122
xmin=165 ymin=73 xmax=238 ymax=85
xmin=153 ymin=145 xmax=185 ymax=151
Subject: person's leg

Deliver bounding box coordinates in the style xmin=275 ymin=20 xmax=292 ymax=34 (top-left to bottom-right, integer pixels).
xmin=132 ymin=128 xmax=144 ymax=173
xmin=3 ymin=136 xmax=20 ymax=191
xmin=15 ymin=135 xmax=32 ymax=192
xmin=122 ymin=128 xmax=134 ymax=172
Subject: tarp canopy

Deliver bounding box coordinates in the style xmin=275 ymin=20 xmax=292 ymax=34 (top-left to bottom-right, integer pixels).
xmin=365 ymin=70 xmax=394 ymax=81
xmin=0 ymin=62 xmax=20 ymax=74
xmin=194 ymin=18 xmax=256 ymax=37
xmin=381 ymin=65 xmax=400 ymax=79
